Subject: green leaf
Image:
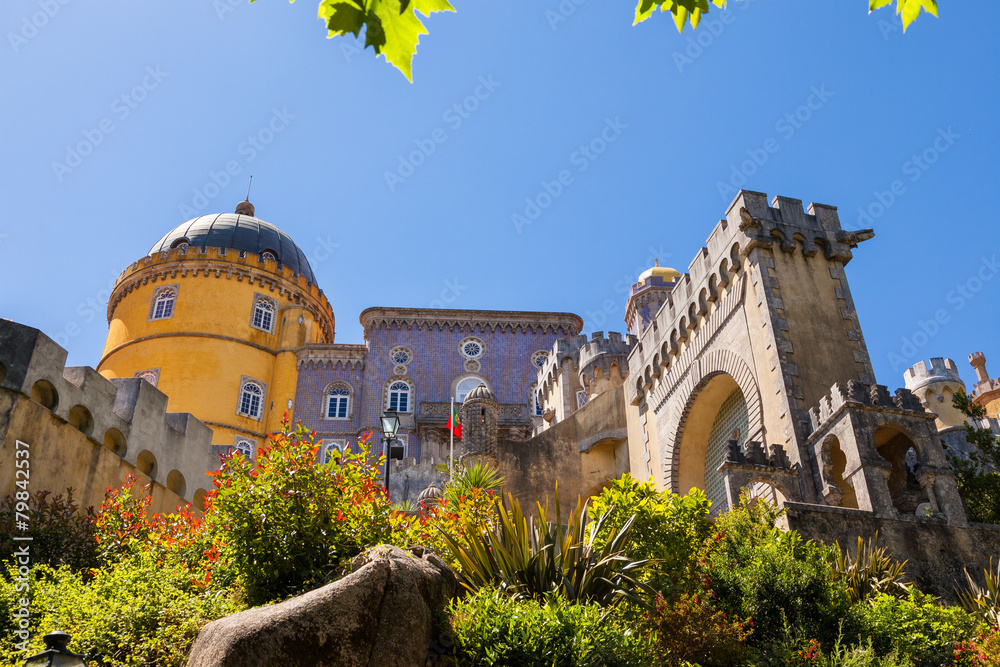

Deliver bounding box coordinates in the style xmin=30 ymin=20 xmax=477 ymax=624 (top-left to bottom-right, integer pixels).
xmin=317 ymin=0 xmax=455 ymax=81
xmin=634 ymin=0 xmax=725 ymax=32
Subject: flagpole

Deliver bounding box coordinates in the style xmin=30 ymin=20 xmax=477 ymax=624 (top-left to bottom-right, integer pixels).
xmin=449 ymin=395 xmax=455 ymax=481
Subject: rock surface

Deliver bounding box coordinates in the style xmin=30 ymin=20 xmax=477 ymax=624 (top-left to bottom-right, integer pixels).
xmin=187 ymin=545 xmax=457 ymax=667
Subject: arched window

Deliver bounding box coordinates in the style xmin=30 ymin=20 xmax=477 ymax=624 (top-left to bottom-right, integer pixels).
xmin=387 ymin=381 xmax=411 ymax=413
xmin=703 ymin=387 xmax=749 ymax=513
xmin=530 ymin=385 xmax=544 ymax=417
xmin=455 ymin=376 xmax=485 ymax=403
xmin=320 ymin=441 xmax=343 ymax=465
xmin=261 ymin=250 xmax=277 ymax=262
xmin=134 ymin=369 xmax=159 ymax=387
xmin=234 ymin=439 xmax=254 ymax=460
xmin=150 ymin=287 xmax=176 ymax=320
xmin=326 ymin=387 xmax=351 ymax=419
xmin=251 ymin=298 xmax=275 ymax=333
xmin=238 ymin=381 xmax=264 ymax=419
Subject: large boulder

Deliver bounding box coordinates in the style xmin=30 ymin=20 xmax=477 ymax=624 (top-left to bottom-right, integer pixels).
xmin=187 ymin=545 xmax=458 ymax=667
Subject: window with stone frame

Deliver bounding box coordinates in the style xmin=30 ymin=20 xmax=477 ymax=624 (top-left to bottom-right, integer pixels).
xmin=459 ymin=337 xmax=485 ymax=360
xmin=324 ymin=384 xmax=352 ymax=420
xmin=134 ymin=369 xmax=160 ymax=387
xmin=455 ymin=375 xmax=487 ymax=403
xmin=149 ymin=285 xmax=178 ymax=321
xmin=319 ymin=440 xmax=345 ymax=465
xmin=251 ymin=295 xmax=276 ymax=333
xmin=233 ymin=439 xmax=255 ymax=460
xmin=387 ymin=380 xmax=412 ymax=413
xmin=237 ymin=379 xmax=265 ymax=420
xmin=576 ymin=390 xmax=589 ymax=410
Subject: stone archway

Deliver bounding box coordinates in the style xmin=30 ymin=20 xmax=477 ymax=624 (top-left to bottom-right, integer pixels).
xmin=660 ymin=349 xmax=762 ymax=494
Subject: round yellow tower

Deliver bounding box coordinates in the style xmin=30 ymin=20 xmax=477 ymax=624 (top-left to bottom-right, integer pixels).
xmin=97 ymin=200 xmax=334 ymax=456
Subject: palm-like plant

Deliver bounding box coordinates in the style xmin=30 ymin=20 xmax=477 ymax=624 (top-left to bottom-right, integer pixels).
xmin=956 ymin=558 xmax=1000 ymax=628
xmin=439 ymin=487 xmax=652 ymax=607
xmin=442 ymin=461 xmax=504 ymax=507
xmin=833 ymin=532 xmax=909 ymax=604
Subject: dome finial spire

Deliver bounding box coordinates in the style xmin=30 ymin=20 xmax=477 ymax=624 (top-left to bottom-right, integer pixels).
xmin=654 ymin=258 xmax=659 ymax=267
xmin=235 ymin=176 xmax=255 ymax=216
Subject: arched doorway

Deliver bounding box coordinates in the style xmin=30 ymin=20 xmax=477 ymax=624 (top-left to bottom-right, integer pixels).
xmin=676 ymin=373 xmax=749 ymax=513
xmin=874 ymin=424 xmax=928 ymax=514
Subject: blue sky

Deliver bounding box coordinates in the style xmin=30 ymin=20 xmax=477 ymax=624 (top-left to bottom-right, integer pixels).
xmin=1 ymin=0 xmax=998 ymax=394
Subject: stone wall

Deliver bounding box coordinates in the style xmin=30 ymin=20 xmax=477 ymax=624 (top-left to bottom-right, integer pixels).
xmin=0 ymin=320 xmax=218 ymax=512
xmin=784 ymin=502 xmax=1000 ymax=601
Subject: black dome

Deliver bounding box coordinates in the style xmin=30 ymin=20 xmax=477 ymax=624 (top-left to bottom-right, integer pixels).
xmin=149 ymin=212 xmax=316 ymax=284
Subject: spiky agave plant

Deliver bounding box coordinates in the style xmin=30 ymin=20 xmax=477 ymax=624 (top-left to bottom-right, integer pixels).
xmin=957 ymin=559 xmax=1000 ymax=628
xmin=442 ymin=461 xmax=504 ymax=506
xmin=439 ymin=486 xmax=653 ymax=607
xmin=833 ymin=532 xmax=909 ymax=604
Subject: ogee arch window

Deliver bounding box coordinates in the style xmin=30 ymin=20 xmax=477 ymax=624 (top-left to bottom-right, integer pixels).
xmin=150 ymin=287 xmax=177 ymax=321
xmin=251 ymin=298 xmax=275 ymax=333
xmin=703 ymin=387 xmax=749 ymax=512
xmin=238 ymin=381 xmax=264 ymax=420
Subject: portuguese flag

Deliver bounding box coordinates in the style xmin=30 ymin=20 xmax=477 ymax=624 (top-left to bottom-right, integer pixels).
xmin=448 ymin=402 xmax=462 ymax=439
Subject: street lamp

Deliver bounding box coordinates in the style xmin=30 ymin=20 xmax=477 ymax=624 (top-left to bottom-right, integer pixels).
xmin=380 ymin=409 xmax=405 ymax=498
xmin=23 ymin=630 xmax=87 ymax=666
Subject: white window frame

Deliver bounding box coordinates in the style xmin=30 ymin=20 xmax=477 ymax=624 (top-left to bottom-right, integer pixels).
xmin=319 ymin=439 xmax=346 ymax=464
xmin=250 ymin=295 xmax=276 ymax=333
xmin=149 ymin=285 xmax=179 ymax=321
xmin=458 ymin=337 xmax=485 ymax=360
xmin=576 ymin=390 xmax=589 ymax=410
xmin=237 ymin=378 xmax=266 ymax=420
xmin=530 ymin=384 xmax=544 ymax=417
xmin=233 ymin=438 xmax=255 ymax=460
xmin=455 ymin=375 xmax=487 ymax=404
xmin=389 ymin=346 xmax=413 ymax=366
xmin=389 ymin=434 xmax=409 ymax=459
xmin=387 ymin=380 xmax=412 ymax=413
xmin=325 ymin=386 xmax=351 ymax=420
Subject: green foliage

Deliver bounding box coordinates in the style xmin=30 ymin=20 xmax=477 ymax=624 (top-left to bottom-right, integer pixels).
xmin=956 ymin=559 xmax=1000 ymax=629
xmin=0 ymin=490 xmax=98 ymax=574
xmin=442 ymin=461 xmax=504 ymax=507
xmin=954 ymin=626 xmax=1000 ymax=666
xmin=947 ymin=391 xmax=1000 ymax=524
xmin=439 ymin=490 xmax=652 ymax=607
xmin=447 ymin=588 xmax=653 ymax=667
xmin=833 ymin=533 xmax=910 ymax=604
xmin=273 ymin=1 xmax=938 ymax=80
xmin=857 ymin=589 xmax=980 ymax=666
xmin=708 ymin=496 xmax=853 ymax=650
xmin=0 ymin=555 xmax=240 ymax=667
xmin=204 ymin=421 xmax=394 ymax=605
xmin=92 ymin=474 xmax=154 ymax=564
xmin=589 ymin=476 xmax=713 ymax=587
xmin=644 ymin=590 xmax=751 ymax=666
xmin=783 ymin=636 xmax=914 ymax=667
xmin=869 ymin=0 xmax=937 ymax=33
xmin=298 ymin=0 xmax=455 ymax=81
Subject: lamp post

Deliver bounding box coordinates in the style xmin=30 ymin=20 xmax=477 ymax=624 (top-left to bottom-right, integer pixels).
xmin=23 ymin=630 xmax=87 ymax=666
xmin=380 ymin=409 xmax=404 ymax=499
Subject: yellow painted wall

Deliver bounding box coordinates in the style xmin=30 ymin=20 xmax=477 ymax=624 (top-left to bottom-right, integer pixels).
xmin=0 ymin=393 xmax=188 ymax=515
xmin=97 ymin=248 xmax=333 ymax=449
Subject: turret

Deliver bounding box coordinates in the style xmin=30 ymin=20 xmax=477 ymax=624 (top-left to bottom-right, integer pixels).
xmin=903 ymin=358 xmax=966 ymax=430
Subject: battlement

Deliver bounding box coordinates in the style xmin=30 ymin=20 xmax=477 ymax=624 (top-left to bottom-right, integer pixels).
xmin=807 ymin=380 xmax=928 ymax=435
xmin=904 ymin=358 xmax=964 ymax=393
xmin=0 ymin=319 xmax=218 ymax=501
xmin=108 ymin=246 xmax=336 ymax=341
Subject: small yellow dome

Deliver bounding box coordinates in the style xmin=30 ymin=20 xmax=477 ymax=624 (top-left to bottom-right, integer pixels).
xmin=637 ymin=259 xmax=680 ymax=284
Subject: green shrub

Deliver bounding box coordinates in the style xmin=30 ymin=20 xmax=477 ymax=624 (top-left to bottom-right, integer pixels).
xmin=858 ymin=589 xmax=980 ymax=666
xmin=781 ymin=636 xmax=914 ymax=667
xmin=203 ymin=421 xmax=394 ymax=605
xmin=448 ymin=588 xmax=653 ymax=667
xmin=0 ymin=555 xmax=240 ymax=667
xmin=589 ymin=476 xmax=712 ymax=588
xmin=708 ymin=497 xmax=853 ymax=650
xmin=0 ymin=490 xmax=98 ymax=574
xmin=946 ymin=391 xmax=1000 ymax=524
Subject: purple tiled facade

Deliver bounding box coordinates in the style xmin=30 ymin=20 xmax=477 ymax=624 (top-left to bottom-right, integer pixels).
xmin=293 ymin=308 xmax=583 ymax=461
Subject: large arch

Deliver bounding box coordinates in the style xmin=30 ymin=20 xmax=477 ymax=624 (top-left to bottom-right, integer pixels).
xmin=660 ymin=349 xmax=762 ymax=494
